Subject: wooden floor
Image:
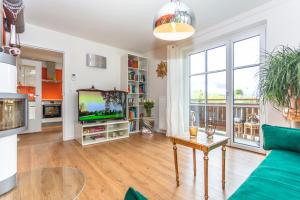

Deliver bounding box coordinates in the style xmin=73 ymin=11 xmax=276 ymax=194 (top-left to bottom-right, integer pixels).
xmin=3 ymin=128 xmax=265 ymax=200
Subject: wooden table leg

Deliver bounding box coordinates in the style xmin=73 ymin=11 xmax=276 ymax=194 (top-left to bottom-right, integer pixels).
xmin=193 ymin=148 xmax=196 ymax=177
xmin=203 ymin=152 xmax=209 ymax=200
xmin=222 ymin=145 xmax=226 ymax=190
xmin=173 ymin=143 xmax=179 ymax=186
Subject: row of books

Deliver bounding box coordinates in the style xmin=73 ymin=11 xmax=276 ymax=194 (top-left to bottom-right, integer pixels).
xmin=128 ymin=85 xmax=136 ymax=93
xmin=128 ymin=97 xmax=135 ymax=106
xmin=83 ymin=126 xmax=105 ymax=134
xmin=128 ymin=71 xmax=138 ymax=81
xmin=128 ymin=59 xmax=139 ymax=68
xmin=129 ymin=107 xmax=137 ymax=119
xmin=128 ymin=71 xmax=146 ymax=82
xmin=129 ymin=120 xmax=137 ymax=132
xmin=128 ymin=84 xmax=145 ymax=94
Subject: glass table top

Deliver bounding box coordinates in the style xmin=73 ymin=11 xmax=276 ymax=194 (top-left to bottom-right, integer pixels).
xmin=0 ymin=167 xmax=85 ymax=200
xmin=171 ymin=132 xmax=229 ymax=148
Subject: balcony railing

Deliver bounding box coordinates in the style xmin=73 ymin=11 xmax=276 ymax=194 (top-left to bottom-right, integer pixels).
xmin=190 ymin=98 xmax=260 ymax=147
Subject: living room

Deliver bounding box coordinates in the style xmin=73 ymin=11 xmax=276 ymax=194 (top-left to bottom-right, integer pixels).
xmin=0 ymin=0 xmax=300 ymax=199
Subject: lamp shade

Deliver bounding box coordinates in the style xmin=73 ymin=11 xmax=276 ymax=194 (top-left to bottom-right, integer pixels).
xmin=153 ymin=0 xmax=195 ymax=41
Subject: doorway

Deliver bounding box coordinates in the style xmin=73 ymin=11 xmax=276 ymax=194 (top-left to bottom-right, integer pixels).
xmin=17 ymin=46 xmax=64 ymax=141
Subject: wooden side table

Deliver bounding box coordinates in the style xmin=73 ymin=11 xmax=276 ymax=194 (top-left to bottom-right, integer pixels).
xmin=170 ymin=134 xmax=229 ymax=200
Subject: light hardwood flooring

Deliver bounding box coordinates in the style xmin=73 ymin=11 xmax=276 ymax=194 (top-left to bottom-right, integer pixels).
xmin=2 ymin=128 xmax=265 ymax=200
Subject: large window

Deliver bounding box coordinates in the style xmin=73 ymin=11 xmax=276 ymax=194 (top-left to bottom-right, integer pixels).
xmin=189 ymin=27 xmax=264 ymax=150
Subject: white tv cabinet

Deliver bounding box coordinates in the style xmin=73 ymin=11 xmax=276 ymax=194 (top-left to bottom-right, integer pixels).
xmin=75 ymin=120 xmax=129 ymax=146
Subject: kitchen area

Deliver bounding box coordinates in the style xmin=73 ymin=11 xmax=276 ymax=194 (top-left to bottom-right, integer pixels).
xmin=17 ymin=46 xmax=63 ymax=135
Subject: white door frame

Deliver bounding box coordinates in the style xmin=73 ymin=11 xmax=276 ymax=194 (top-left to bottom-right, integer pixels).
xmin=20 ymin=45 xmax=65 ymax=140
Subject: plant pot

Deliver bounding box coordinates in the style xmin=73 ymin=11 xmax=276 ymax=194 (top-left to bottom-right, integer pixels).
xmin=145 ymin=109 xmax=152 ymax=117
xmin=289 ymin=96 xmax=300 ymax=110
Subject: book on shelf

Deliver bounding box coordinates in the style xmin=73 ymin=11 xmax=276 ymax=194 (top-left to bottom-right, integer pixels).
xmin=139 ymin=74 xmax=146 ymax=82
xmin=139 ymin=84 xmax=145 ymax=93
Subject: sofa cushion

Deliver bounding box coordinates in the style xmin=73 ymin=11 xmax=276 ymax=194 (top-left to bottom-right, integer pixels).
xmin=229 ymin=150 xmax=300 ymax=200
xmin=262 ymin=124 xmax=300 ymax=152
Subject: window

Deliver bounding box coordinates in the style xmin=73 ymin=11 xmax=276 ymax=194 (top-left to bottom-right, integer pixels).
xmin=188 ymin=26 xmax=265 ymax=151
xmin=190 ymin=45 xmax=227 ymax=133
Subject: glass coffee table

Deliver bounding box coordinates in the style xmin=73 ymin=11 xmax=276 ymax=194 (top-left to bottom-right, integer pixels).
xmin=170 ymin=133 xmax=229 ymax=200
xmin=0 ymin=167 xmax=85 ymax=200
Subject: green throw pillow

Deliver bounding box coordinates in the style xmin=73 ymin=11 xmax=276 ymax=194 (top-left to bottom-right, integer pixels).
xmin=124 ymin=187 xmax=148 ymax=200
xmin=262 ymin=124 xmax=300 ymax=152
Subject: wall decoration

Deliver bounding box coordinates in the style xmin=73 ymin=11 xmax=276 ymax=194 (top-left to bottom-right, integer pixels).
xmin=156 ymin=61 xmax=167 ymax=78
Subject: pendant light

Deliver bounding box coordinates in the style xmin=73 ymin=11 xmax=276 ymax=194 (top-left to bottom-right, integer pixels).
xmin=153 ymin=0 xmax=195 ymax=41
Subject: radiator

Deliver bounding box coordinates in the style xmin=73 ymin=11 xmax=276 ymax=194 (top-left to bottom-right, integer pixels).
xmin=159 ymin=96 xmax=167 ymax=131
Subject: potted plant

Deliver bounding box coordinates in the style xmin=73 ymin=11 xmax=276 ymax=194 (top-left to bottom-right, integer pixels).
xmin=259 ymin=46 xmax=300 ymax=120
xmin=144 ymin=99 xmax=155 ymax=117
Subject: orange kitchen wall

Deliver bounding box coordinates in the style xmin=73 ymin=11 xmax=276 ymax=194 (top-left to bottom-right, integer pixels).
xmin=42 ymin=67 xmax=63 ymax=100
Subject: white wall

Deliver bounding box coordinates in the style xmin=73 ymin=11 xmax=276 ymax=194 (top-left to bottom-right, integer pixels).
xmin=20 ymin=23 xmax=135 ymax=140
xmin=146 ymin=47 xmax=167 ymax=131
xmin=148 ymin=0 xmax=299 ymax=128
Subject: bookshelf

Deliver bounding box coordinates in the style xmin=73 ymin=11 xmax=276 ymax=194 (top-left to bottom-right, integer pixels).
xmin=121 ymin=54 xmax=148 ymax=134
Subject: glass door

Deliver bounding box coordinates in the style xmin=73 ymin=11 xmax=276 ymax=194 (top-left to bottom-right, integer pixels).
xmin=232 ymin=35 xmax=263 ymax=150
xmin=190 ymin=45 xmax=227 ymax=135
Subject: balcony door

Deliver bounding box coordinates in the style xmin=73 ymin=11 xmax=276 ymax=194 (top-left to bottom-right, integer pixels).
xmin=190 ymin=45 xmax=227 ymax=134
xmin=189 ymin=26 xmax=265 ymax=152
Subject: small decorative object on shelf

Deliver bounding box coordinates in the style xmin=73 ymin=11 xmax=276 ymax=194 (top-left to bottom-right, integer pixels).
xmin=206 ymin=119 xmax=216 ymax=139
xmin=189 ymin=111 xmax=198 ymax=137
xmin=156 ymin=61 xmax=167 ymax=78
xmin=144 ymin=99 xmax=154 ymax=117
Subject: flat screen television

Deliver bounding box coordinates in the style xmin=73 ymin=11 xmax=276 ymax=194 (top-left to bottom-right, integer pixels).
xmin=78 ymin=90 xmax=127 ymax=122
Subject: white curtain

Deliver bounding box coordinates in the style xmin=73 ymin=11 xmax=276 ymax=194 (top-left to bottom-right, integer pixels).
xmin=166 ymin=45 xmax=185 ymax=136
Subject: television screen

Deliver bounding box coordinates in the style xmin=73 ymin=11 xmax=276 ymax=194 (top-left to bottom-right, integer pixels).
xmin=78 ymin=90 xmax=126 ymax=122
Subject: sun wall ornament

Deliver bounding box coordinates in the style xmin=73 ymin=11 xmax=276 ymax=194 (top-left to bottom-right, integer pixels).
xmin=156 ymin=61 xmax=167 ymax=78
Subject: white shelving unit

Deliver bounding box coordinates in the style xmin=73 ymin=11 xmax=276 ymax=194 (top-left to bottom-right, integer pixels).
xmin=121 ymin=54 xmax=148 ymax=134
xmin=75 ymin=120 xmax=129 ymax=146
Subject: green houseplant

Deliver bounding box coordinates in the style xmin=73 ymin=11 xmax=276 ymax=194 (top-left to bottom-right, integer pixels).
xmin=259 ymin=46 xmax=300 ymax=117
xmin=144 ymin=99 xmax=155 ymax=117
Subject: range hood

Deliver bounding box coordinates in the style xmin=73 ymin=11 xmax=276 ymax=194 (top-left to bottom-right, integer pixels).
xmin=45 ymin=61 xmax=56 ymax=81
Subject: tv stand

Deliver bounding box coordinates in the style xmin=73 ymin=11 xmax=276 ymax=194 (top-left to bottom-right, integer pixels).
xmin=75 ymin=120 xmax=129 ymax=146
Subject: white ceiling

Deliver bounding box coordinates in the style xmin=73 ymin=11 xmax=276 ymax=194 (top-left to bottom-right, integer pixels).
xmin=23 ymin=0 xmax=272 ymax=53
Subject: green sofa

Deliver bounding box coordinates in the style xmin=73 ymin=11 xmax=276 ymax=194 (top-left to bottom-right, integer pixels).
xmin=229 ymin=124 xmax=300 ymax=200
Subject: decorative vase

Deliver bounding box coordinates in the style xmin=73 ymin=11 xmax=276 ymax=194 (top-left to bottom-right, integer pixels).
xmin=189 ymin=126 xmax=198 ymax=137
xmin=146 ymin=109 xmax=152 ymax=117
xmin=205 ymin=125 xmax=216 ymax=139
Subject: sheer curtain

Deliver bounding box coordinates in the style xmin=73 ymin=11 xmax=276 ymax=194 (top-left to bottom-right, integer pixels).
xmin=166 ymin=45 xmax=185 ymax=136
